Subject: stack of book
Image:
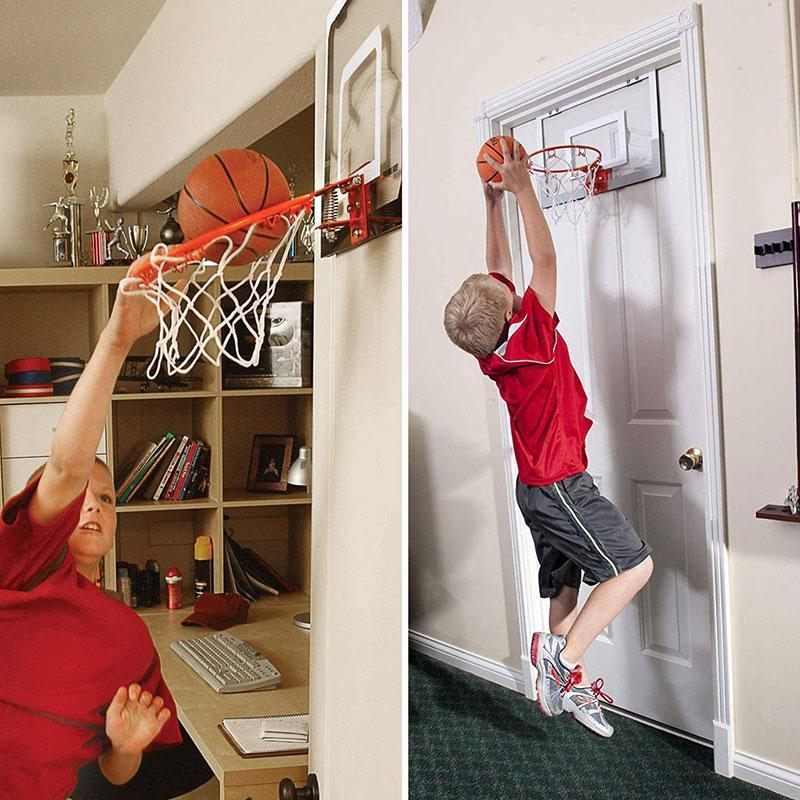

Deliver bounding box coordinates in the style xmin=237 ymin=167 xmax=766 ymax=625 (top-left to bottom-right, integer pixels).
xmin=116 ymin=433 xmax=210 ymax=504
xmin=223 ymin=529 xmax=295 ymax=601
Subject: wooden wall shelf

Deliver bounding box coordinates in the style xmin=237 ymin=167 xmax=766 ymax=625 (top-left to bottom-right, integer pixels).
xmin=755 ymin=504 xmax=800 ymax=523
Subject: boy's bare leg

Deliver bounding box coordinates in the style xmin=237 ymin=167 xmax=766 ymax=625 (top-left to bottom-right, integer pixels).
xmin=560 ymin=556 xmax=653 ymax=666
xmin=548 ymin=585 xmax=578 ymax=637
xmin=548 ymin=585 xmax=592 ymax=682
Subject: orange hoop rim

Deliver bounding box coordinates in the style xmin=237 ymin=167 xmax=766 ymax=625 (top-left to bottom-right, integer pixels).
xmin=131 ymin=171 xmax=368 ymax=285
xmin=528 ymin=144 xmax=603 ymax=175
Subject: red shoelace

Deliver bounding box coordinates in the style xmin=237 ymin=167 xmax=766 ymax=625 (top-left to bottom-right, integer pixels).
xmin=589 ymin=678 xmax=614 ymax=704
xmin=559 ymin=668 xmax=584 ymax=695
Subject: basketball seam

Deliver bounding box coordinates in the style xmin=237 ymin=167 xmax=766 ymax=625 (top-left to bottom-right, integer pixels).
xmin=181 ymin=185 xmax=282 ymax=243
xmin=258 ymin=153 xmax=271 ymax=211
xmin=182 ymin=185 xmax=228 ymax=226
xmin=486 ymin=142 xmax=504 ymax=161
xmin=214 ymin=153 xmax=253 ymax=217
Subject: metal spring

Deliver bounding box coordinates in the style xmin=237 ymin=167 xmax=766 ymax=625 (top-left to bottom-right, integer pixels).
xmin=321 ymin=186 xmax=339 ymax=242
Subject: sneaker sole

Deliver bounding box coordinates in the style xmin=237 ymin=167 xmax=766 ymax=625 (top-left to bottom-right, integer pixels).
xmin=568 ymin=711 xmax=614 ymax=739
xmin=531 ymin=632 xmax=556 ymax=718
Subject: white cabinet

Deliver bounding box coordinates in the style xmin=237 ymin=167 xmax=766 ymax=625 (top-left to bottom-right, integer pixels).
xmin=0 ymin=403 xmax=106 ymax=501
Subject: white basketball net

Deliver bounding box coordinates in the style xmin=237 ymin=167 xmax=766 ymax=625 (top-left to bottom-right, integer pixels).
xmin=119 ymin=208 xmax=308 ymax=379
xmin=530 ymin=146 xmax=601 ymax=225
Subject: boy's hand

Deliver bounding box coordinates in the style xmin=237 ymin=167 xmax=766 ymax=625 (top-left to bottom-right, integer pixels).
xmin=483 ymin=138 xmax=533 ymax=197
xmin=482 ymin=178 xmax=502 ymax=205
xmin=105 ymin=254 xmax=187 ymax=352
xmin=105 ymin=684 xmax=171 ymax=756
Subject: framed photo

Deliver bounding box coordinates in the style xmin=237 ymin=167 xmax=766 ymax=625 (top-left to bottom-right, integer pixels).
xmin=247 ymin=435 xmax=294 ymax=492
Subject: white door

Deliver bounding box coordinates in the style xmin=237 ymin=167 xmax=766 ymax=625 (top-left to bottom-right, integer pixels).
xmin=512 ymin=61 xmax=713 ymax=739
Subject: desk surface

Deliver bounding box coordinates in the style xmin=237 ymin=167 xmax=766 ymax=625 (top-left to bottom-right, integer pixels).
xmin=143 ymin=593 xmax=310 ymax=793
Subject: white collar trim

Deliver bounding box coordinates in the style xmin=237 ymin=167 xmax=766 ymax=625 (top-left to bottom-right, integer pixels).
xmin=493 ymin=314 xmax=558 ymax=365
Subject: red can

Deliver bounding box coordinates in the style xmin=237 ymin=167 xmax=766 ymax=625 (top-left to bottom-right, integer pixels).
xmin=165 ymin=566 xmax=183 ymax=610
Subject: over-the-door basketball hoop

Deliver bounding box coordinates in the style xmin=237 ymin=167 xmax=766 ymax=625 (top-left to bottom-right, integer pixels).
xmin=120 ymin=173 xmax=370 ymax=379
xmin=528 ymin=145 xmax=610 ymax=224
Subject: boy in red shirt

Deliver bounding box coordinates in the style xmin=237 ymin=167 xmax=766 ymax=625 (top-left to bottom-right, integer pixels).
xmin=444 ymin=138 xmax=654 ymax=738
xmin=0 ymin=259 xmax=186 ymax=798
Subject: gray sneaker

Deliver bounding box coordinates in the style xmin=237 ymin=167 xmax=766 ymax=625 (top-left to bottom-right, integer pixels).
xmin=530 ymin=632 xmax=582 ymax=717
xmin=562 ymin=678 xmax=615 ymax=738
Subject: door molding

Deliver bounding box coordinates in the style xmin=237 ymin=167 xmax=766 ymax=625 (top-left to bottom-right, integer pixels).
xmin=474 ymin=4 xmax=734 ymax=777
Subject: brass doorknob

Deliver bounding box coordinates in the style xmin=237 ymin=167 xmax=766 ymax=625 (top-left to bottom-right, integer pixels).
xmin=679 ymin=447 xmax=703 ymax=471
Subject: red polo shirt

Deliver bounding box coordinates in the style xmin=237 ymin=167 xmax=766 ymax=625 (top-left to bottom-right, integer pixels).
xmin=0 ymin=478 xmax=182 ymax=800
xmin=478 ymin=273 xmax=592 ymax=485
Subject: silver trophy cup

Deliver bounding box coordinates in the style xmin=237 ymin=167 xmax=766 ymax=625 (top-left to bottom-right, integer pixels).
xmin=127 ymin=225 xmax=149 ymax=258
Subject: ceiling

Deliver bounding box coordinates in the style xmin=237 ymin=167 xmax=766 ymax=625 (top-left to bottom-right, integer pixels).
xmin=0 ymin=0 xmax=166 ymax=96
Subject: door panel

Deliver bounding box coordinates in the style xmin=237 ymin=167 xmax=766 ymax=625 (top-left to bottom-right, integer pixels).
xmin=512 ymin=61 xmax=713 ymax=738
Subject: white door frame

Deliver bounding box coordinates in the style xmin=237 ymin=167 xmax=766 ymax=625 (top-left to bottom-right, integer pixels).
xmin=473 ymin=4 xmax=734 ymax=776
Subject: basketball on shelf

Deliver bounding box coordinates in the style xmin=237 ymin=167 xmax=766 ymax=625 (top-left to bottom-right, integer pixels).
xmin=177 ymin=148 xmax=291 ymax=265
xmin=475 ymin=136 xmax=527 ymax=183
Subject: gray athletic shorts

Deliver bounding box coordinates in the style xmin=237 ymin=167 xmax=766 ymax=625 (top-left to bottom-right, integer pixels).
xmin=516 ymin=471 xmax=653 ymax=598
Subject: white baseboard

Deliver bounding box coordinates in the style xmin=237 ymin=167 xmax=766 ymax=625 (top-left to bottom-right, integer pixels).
xmin=734 ymin=752 xmax=800 ymax=800
xmin=714 ymin=720 xmax=733 ymax=777
xmin=409 ymin=630 xmax=525 ymax=693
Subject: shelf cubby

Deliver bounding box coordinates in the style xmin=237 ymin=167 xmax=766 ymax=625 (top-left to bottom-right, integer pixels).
xmin=221 ymin=393 xmax=312 ymax=496
xmin=0 ymin=266 xmax=314 ymax=612
xmin=224 ymin=503 xmax=311 ymax=594
xmin=114 ymin=506 xmax=222 ymax=594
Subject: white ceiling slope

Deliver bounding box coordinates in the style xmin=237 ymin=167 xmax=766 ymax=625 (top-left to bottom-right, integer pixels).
xmin=0 ymin=0 xmax=166 ymax=96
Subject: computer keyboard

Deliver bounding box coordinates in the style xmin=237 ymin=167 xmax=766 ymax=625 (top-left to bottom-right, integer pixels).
xmin=170 ymin=631 xmax=282 ymax=693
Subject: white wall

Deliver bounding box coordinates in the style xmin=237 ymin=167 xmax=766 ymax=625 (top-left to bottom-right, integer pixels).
xmin=106 ymin=0 xmax=328 ymax=208
xmin=410 ymin=0 xmax=800 ymax=773
xmin=0 ymin=96 xmax=108 ymax=267
xmin=310 ymin=1 xmax=402 ymax=794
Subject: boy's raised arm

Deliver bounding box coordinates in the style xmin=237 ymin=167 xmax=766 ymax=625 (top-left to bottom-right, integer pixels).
xmin=483 ymin=182 xmax=513 ymax=280
xmin=28 ymin=257 xmax=181 ymax=524
xmin=483 ymin=138 xmax=557 ymax=315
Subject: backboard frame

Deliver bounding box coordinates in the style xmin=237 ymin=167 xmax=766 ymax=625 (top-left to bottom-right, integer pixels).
xmin=321 ymin=0 xmax=402 ymax=256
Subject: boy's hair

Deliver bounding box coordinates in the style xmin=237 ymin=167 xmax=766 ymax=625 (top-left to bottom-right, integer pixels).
xmin=443 ymin=274 xmax=508 ymax=358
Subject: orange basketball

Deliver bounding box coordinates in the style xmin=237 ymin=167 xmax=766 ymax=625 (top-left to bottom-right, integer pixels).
xmin=177 ymin=148 xmax=291 ymax=266
xmin=476 ymin=136 xmax=527 ymax=183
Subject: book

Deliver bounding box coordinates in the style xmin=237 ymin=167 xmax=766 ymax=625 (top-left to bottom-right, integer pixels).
xmin=219 ymin=714 xmax=309 ymax=757
xmin=164 ymin=438 xmax=193 ymax=501
xmin=175 ymin=440 xmax=200 ymax=500
xmin=141 ymin=436 xmax=180 ymax=499
xmin=191 ymin=446 xmax=211 ymax=498
xmin=223 ymin=534 xmax=259 ymax=601
xmin=118 ymin=434 xmax=174 ymax=504
xmin=228 ymin=539 xmax=283 ymax=595
xmin=115 ymin=442 xmax=157 ymax=497
xmin=184 ymin=444 xmax=207 ymax=499
xmin=126 ymin=433 xmax=176 ymax=502
xmin=153 ymin=434 xmax=188 ymax=501
xmin=241 ymin=546 xmax=295 ymax=593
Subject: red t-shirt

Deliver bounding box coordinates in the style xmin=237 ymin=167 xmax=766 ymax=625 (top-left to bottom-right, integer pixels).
xmin=0 ymin=478 xmax=182 ymax=800
xmin=478 ymin=273 xmax=592 ymax=485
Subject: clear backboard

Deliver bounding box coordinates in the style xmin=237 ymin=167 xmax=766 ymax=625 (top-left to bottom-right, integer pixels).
xmin=536 ymin=72 xmax=663 ymax=208
xmin=322 ymin=0 xmax=402 ymax=255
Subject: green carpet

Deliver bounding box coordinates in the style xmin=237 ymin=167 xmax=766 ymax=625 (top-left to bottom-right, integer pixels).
xmin=409 ymin=650 xmax=781 ymax=800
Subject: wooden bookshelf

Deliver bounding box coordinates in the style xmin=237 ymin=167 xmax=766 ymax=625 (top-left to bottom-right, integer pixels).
xmin=0 ymin=266 xmax=314 ymax=599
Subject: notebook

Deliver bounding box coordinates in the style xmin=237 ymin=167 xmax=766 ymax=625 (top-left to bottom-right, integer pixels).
xmin=219 ymin=713 xmax=310 ymax=757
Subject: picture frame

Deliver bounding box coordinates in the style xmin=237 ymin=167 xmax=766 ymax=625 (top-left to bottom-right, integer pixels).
xmin=247 ymin=435 xmax=294 ymax=492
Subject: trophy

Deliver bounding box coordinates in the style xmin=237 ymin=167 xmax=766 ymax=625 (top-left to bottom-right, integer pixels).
xmin=787 ymin=485 xmax=798 ymax=515
xmin=157 ymin=195 xmax=184 ymax=245
xmin=43 ymin=197 xmax=70 ymax=264
xmin=127 ymin=224 xmax=149 ymax=259
xmin=62 ymin=109 xmax=84 ymax=267
xmin=105 ymin=217 xmax=132 ymax=264
xmin=87 ymin=187 xmax=110 ymax=266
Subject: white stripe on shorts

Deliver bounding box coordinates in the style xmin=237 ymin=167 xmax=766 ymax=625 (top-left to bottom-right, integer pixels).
xmin=552 ymin=481 xmax=619 ymax=577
